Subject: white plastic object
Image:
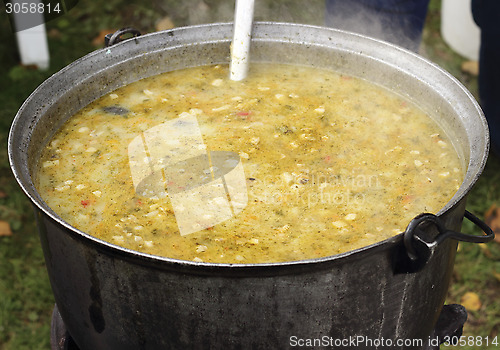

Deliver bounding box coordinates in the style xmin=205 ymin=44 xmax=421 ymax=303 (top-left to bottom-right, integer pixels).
xmin=13 ymin=0 xmax=50 ymax=70
xmin=441 ymin=0 xmax=480 ymax=61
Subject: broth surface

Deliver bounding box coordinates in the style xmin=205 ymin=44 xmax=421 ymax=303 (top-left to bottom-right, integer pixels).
xmin=36 ymin=64 xmax=463 ymax=263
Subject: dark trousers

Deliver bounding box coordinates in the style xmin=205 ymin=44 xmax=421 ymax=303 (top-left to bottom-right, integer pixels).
xmin=325 ymin=0 xmax=431 ymax=51
xmin=472 ymin=0 xmax=500 ymax=155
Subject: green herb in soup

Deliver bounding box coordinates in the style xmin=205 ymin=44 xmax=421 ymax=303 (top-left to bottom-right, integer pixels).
xmin=36 ymin=63 xmax=463 ymax=264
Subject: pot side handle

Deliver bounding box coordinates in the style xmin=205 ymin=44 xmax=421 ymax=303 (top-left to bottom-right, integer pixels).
xmin=395 ymin=210 xmax=494 ymax=273
xmin=105 ymin=28 xmax=142 ymax=47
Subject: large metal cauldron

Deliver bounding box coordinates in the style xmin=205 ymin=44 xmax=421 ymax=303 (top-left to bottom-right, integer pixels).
xmin=8 ymin=23 xmax=493 ymax=349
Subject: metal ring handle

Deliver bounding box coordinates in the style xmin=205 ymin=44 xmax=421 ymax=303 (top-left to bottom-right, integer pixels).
xmin=105 ymin=28 xmax=141 ymax=47
xmin=403 ymin=210 xmax=495 ymax=262
xmin=436 ymin=210 xmax=495 ymax=244
xmin=403 ymin=213 xmax=442 ymax=261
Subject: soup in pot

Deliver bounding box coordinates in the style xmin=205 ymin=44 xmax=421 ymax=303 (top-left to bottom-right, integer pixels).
xmin=36 ymin=63 xmax=463 ymax=263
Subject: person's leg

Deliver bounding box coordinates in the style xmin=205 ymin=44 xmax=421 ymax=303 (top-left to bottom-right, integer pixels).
xmin=472 ymin=0 xmax=500 ymax=154
xmin=325 ymin=0 xmax=431 ymax=51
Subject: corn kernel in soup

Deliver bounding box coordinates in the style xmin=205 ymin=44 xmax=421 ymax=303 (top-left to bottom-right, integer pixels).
xmin=36 ymin=63 xmax=464 ymax=264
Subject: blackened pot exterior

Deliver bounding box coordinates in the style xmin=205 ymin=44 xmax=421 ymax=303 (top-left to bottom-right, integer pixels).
xmin=9 ymin=23 xmax=489 ymax=349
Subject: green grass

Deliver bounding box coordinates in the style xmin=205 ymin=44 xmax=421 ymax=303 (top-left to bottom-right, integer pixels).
xmin=0 ymin=222 xmax=52 ymax=350
xmin=0 ymin=0 xmax=499 ymax=349
xmin=444 ymin=156 xmax=500 ymax=350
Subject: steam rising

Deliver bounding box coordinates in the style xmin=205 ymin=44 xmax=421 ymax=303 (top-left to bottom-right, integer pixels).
xmin=162 ymin=0 xmax=427 ymax=51
xmin=325 ymin=0 xmax=429 ymax=51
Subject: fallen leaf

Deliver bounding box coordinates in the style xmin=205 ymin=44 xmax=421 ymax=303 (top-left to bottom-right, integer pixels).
xmin=493 ymin=271 xmax=500 ymax=283
xmin=484 ymin=204 xmax=500 ymax=244
xmin=479 ymin=243 xmax=493 ymax=258
xmin=461 ymin=60 xmax=479 ymax=76
xmin=156 ymin=16 xmax=175 ymax=32
xmin=0 ymin=220 xmax=13 ymax=237
xmin=92 ymin=29 xmax=118 ymax=47
xmin=0 ymin=191 xmax=7 ymax=199
xmin=485 ymin=203 xmax=497 ymax=218
xmin=47 ymin=28 xmax=62 ymax=39
xmin=461 ymin=291 xmax=482 ymax=311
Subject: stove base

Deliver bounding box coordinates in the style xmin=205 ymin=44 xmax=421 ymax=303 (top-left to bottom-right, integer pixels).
xmin=50 ymin=304 xmax=467 ymax=350
xmin=50 ymin=305 xmax=80 ymax=350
